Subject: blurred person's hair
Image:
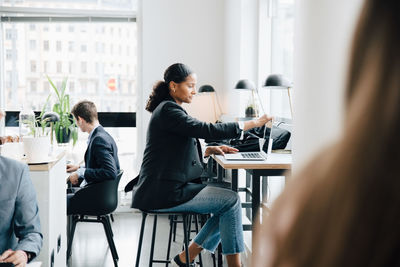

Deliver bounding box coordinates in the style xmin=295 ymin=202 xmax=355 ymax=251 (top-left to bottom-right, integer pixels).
xmin=71 ymin=100 xmax=98 ymax=124
xmin=253 ymin=0 xmax=400 ymax=266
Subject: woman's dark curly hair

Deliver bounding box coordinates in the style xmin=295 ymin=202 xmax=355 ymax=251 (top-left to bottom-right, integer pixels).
xmin=145 ymin=63 xmax=193 ymax=112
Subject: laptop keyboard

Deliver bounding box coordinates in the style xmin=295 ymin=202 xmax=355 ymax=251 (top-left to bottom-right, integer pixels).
xmin=242 ymin=152 xmax=262 ymax=159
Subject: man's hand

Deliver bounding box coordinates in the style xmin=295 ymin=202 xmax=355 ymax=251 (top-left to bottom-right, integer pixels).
xmin=204 ymin=145 xmax=239 ymax=157
xmin=67 ymin=164 xmax=79 ymax=173
xmin=68 ymin=172 xmax=80 ymax=185
xmin=0 ymin=249 xmax=28 ymax=267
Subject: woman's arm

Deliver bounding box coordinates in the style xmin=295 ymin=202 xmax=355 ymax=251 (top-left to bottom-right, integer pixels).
xmin=243 ymin=114 xmax=273 ymax=131
xmin=160 ymin=101 xmax=272 ymax=139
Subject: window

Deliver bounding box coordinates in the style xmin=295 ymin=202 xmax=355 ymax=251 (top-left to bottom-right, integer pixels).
xmin=80 ymin=44 xmax=87 ymax=52
xmin=271 ymin=0 xmax=295 ymax=81
xmin=56 ymin=61 xmax=62 ymax=73
xmin=68 ymin=62 xmax=73 ymax=74
xmin=269 ymin=0 xmax=295 ymax=120
xmin=257 ymin=0 xmax=295 ymax=120
xmin=70 ymin=81 xmax=75 ymax=93
xmin=43 ymin=40 xmax=49 ymax=51
xmin=6 ymin=71 xmax=12 ymax=88
xmin=5 ymin=29 xmax=13 ymax=39
xmin=29 ymin=40 xmax=36 ymax=50
xmin=30 ymin=61 xmax=37 ymax=73
xmin=43 ymin=81 xmax=49 ymax=91
xmin=30 ymin=81 xmax=37 ymax=93
xmin=56 ymin=41 xmax=62 ymax=52
xmin=6 ymin=49 xmax=13 ymax=60
xmin=81 ymin=62 xmax=87 ymax=73
xmin=1 ymin=2 xmax=138 ymax=203
xmin=43 ymin=61 xmax=48 ymax=73
xmin=68 ymin=41 xmax=74 ymax=52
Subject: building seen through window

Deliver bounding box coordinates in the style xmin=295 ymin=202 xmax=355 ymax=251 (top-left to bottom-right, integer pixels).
xmin=1 ymin=0 xmax=137 ymax=113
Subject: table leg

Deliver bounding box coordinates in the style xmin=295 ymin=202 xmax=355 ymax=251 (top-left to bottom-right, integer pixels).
xmin=246 ymin=172 xmax=251 ymax=220
xmin=231 ymin=169 xmax=238 ymax=192
xmin=252 ymin=173 xmax=261 ymax=224
xmin=217 ymin=164 xmax=224 ymax=183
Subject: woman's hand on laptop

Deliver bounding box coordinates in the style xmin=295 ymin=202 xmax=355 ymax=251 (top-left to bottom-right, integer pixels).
xmin=204 ymin=145 xmax=239 ymax=157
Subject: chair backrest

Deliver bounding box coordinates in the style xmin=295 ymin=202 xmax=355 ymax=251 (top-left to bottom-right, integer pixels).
xmin=69 ymin=170 xmax=124 ymax=216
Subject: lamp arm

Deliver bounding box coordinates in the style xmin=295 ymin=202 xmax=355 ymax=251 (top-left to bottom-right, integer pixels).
xmin=255 ymin=89 xmax=266 ymax=115
xmin=287 ymin=88 xmax=293 ymax=118
xmin=213 ymin=91 xmax=223 ymax=119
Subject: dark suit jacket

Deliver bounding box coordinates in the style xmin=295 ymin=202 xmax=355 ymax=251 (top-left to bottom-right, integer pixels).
xmin=131 ymin=99 xmax=242 ymax=210
xmin=83 ymin=126 xmax=120 ymax=184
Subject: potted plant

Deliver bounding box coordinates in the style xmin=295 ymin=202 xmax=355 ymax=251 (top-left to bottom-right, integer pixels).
xmin=22 ymin=98 xmax=52 ymax=162
xmin=47 ymin=76 xmax=78 ymax=145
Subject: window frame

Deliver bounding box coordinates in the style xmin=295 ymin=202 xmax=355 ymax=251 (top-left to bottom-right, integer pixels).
xmin=0 ymin=4 xmax=137 ymax=126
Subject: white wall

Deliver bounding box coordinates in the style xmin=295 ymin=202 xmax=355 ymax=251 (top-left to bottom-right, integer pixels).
xmin=137 ymin=0 xmax=260 ymax=164
xmin=293 ymin=0 xmax=363 ymax=168
xmin=137 ymin=0 xmax=226 ymax=163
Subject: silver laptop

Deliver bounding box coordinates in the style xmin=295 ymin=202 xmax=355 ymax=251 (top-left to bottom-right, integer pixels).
xmin=224 ymin=118 xmax=275 ymax=161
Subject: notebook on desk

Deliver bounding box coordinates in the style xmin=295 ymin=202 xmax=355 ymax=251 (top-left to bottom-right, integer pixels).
xmin=224 ymin=118 xmax=275 ymax=161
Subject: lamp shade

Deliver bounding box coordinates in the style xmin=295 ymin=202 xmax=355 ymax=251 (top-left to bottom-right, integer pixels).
xmin=264 ymin=74 xmax=291 ymax=89
xmin=234 ymin=79 xmax=256 ymax=91
xmin=198 ymin=85 xmax=215 ymax=93
xmin=42 ymin=111 xmax=60 ymax=123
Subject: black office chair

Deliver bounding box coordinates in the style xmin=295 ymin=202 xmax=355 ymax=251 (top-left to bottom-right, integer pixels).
xmin=67 ymin=170 xmax=124 ymax=267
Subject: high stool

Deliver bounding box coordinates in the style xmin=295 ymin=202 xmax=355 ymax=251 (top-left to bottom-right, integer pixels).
xmin=135 ymin=210 xmax=200 ymax=267
xmin=168 ymin=214 xmax=206 ymax=267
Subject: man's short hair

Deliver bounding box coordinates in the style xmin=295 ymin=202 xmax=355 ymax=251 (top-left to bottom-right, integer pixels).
xmin=71 ymin=100 xmax=98 ymax=123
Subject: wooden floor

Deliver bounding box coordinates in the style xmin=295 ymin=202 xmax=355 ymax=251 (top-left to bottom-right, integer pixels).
xmin=67 ymin=212 xmax=222 ymax=267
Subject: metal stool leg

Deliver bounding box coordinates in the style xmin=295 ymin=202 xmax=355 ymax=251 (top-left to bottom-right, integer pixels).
xmin=194 ymin=215 xmax=203 ymax=267
xmin=182 ymin=215 xmax=190 ymax=267
xmin=149 ymin=215 xmax=158 ymax=267
xmin=135 ymin=212 xmax=147 ymax=267
xmin=173 ymin=215 xmax=178 ymax=242
xmin=166 ymin=216 xmax=174 ymax=267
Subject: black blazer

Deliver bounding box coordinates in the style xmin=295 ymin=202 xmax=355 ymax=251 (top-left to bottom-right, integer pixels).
xmin=83 ymin=126 xmax=120 ymax=185
xmin=131 ymin=99 xmax=242 ymax=210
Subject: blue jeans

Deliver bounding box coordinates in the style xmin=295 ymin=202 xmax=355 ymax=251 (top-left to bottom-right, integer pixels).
xmin=154 ymin=186 xmax=244 ymax=255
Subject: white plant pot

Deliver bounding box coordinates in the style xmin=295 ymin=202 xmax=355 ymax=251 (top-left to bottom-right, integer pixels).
xmin=23 ymin=136 xmax=51 ymax=163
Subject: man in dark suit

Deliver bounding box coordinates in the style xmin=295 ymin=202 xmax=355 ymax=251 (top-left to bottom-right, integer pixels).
xmin=66 ymin=100 xmax=120 ymax=213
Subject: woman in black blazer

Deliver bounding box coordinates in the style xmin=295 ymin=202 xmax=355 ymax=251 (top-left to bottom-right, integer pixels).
xmin=132 ymin=63 xmax=271 ymax=267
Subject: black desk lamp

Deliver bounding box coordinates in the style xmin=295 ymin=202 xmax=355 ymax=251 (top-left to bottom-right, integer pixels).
xmin=264 ymin=74 xmax=293 ymax=117
xmin=42 ymin=111 xmax=60 ymax=145
xmin=198 ymin=84 xmax=215 ymax=93
xmin=234 ymin=79 xmax=259 ymax=117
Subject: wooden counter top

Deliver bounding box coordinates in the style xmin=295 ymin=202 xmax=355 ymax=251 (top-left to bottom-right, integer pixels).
xmin=26 ymin=150 xmax=66 ymax=171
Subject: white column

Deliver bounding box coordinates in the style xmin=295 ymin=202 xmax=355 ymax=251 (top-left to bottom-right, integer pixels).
xmin=293 ymin=0 xmax=363 ymax=168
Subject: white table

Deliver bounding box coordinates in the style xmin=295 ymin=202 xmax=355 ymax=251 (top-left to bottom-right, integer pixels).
xmin=27 ymin=151 xmax=67 ymax=267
